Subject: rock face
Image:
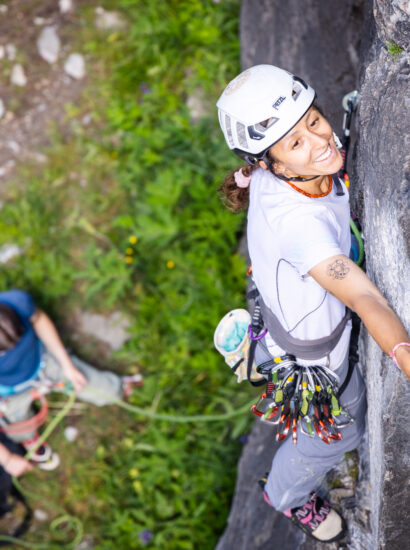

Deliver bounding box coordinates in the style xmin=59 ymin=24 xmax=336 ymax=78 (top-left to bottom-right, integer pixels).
xmin=354 ymin=1 xmax=410 ymax=548
xmin=217 ymin=1 xmax=409 ymax=549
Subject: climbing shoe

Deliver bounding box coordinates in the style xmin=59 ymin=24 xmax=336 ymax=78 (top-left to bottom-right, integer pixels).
xmin=122 ymin=374 xmax=143 ymax=399
xmin=283 ymin=492 xmax=346 ymax=543
xmin=259 ymin=474 xmax=346 ymax=543
xmin=23 ymin=436 xmax=60 ymax=471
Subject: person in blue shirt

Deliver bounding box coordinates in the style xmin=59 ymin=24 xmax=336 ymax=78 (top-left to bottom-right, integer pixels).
xmin=0 ymin=289 xmax=141 ymax=474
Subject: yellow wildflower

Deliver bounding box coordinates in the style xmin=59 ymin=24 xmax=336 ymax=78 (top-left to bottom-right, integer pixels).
xmin=107 ymin=32 xmax=119 ymax=43
xmin=133 ymin=480 xmax=143 ymax=493
xmin=129 ymin=235 xmax=138 ymax=244
xmin=166 ymin=260 xmax=175 ymax=269
xmin=126 ymin=247 xmax=134 ymax=255
xmin=122 ymin=438 xmax=134 ymax=449
xmin=125 ymin=256 xmax=133 ymax=264
xmin=129 ymin=468 xmax=140 ymax=479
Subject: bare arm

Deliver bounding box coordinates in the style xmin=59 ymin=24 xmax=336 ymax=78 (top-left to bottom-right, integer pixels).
xmin=30 ymin=310 xmax=87 ymax=391
xmin=0 ymin=443 xmax=33 ymax=476
xmin=309 ymin=255 xmax=410 ymax=379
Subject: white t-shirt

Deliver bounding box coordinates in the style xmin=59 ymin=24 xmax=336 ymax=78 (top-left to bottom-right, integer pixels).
xmin=247 ymin=168 xmax=352 ymax=371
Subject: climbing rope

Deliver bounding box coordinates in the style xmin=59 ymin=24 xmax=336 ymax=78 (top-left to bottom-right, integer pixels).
xmin=0 ymin=386 xmax=253 ymax=548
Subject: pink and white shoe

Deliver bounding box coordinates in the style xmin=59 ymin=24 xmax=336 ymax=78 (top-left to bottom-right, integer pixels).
xmin=23 ymin=435 xmax=60 ymax=471
xmin=283 ymin=492 xmax=346 ymax=543
xmin=122 ymin=374 xmax=143 ymax=399
xmin=259 ymin=474 xmax=346 ymax=543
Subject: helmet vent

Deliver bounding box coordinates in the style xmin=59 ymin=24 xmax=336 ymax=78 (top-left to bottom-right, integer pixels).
xmin=255 ymin=117 xmax=279 ymax=132
xmin=225 ymin=114 xmax=234 ymax=147
xmin=236 ymin=122 xmax=248 ymax=149
xmin=292 ymin=81 xmax=303 ymax=101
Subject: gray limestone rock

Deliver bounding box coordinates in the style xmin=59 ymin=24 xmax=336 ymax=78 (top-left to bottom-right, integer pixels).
xmin=64 ymin=53 xmax=86 ymax=80
xmin=37 ymin=26 xmax=61 ymax=64
xmin=10 ymin=64 xmax=27 ymax=87
xmin=79 ymin=310 xmax=131 ymax=351
xmin=95 ymin=7 xmax=126 ymax=31
xmin=354 ymin=4 xmax=410 ymax=545
xmin=0 ymin=244 xmax=23 ymax=264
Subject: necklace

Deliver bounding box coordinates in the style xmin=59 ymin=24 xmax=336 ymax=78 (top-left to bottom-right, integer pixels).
xmin=285 ymin=175 xmax=333 ymax=198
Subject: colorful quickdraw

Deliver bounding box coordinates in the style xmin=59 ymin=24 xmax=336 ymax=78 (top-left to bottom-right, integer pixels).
xmin=250 ymin=357 xmax=354 ymax=445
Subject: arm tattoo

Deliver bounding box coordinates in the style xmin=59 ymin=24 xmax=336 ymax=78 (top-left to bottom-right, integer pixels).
xmin=327 ymin=259 xmax=350 ymax=280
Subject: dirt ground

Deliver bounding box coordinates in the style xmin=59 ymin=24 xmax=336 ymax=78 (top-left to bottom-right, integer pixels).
xmin=0 ymin=0 xmax=89 ymax=196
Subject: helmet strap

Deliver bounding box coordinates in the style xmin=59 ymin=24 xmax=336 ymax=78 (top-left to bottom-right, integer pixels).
xmin=273 ymin=173 xmax=320 ymax=183
xmin=261 ymin=152 xmax=319 ymax=183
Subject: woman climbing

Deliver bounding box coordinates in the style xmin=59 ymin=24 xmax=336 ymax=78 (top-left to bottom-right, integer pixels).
xmin=216 ymin=65 xmax=410 ymax=543
xmin=0 ymin=289 xmax=142 ymax=474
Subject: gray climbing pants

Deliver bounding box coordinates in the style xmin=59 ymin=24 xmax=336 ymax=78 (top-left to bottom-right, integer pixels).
xmin=264 ymin=350 xmax=367 ymax=511
xmin=0 ymin=352 xmax=123 ymax=442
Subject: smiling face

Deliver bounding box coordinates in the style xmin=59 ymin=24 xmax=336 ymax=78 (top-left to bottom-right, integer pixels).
xmin=267 ymin=106 xmax=343 ymax=178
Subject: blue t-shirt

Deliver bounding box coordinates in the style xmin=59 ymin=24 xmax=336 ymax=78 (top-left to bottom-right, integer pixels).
xmin=0 ymin=290 xmax=42 ymax=395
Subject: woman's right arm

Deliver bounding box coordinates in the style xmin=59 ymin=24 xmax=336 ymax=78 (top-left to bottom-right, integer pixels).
xmin=0 ymin=443 xmax=33 ymax=476
xmin=309 ymin=254 xmax=410 ymax=378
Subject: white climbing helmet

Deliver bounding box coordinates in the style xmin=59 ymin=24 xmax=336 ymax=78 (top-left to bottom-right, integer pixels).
xmin=217 ymin=64 xmax=315 ymax=164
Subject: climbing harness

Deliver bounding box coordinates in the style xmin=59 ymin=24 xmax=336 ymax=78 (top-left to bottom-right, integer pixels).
xmin=247 ymin=281 xmax=355 ymax=445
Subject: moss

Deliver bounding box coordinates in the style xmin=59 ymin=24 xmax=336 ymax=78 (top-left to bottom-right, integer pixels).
xmin=386 ymin=40 xmax=403 ymax=61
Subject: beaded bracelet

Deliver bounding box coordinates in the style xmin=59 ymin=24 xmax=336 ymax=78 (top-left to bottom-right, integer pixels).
xmin=389 ymin=342 xmax=410 ymax=370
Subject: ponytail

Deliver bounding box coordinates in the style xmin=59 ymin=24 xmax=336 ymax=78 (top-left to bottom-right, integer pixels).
xmin=218 ymin=163 xmax=259 ymax=213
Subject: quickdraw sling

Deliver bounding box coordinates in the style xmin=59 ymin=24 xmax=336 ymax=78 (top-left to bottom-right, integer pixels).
xmin=246 ymin=283 xmax=358 ymax=445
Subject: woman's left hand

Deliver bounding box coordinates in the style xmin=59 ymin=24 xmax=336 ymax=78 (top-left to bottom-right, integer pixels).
xmin=64 ymin=363 xmax=88 ymax=392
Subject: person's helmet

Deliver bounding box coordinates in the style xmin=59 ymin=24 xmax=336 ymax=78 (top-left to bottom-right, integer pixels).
xmin=217 ymin=65 xmax=315 ymax=164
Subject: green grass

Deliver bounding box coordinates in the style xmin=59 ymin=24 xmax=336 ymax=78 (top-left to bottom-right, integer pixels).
xmin=0 ymin=1 xmax=258 ymax=548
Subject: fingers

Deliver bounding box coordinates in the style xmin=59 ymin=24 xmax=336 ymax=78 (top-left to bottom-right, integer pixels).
xmin=5 ymin=455 xmax=33 ymax=477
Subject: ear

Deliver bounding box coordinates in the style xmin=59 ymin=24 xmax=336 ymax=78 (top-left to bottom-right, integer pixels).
xmin=258 ymin=160 xmax=268 ymax=171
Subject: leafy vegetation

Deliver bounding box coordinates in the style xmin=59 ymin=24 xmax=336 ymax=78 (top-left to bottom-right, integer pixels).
xmin=0 ymin=1 xmax=257 ymax=548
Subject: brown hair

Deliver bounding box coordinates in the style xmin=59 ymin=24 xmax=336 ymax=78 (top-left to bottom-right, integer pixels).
xmin=218 ymin=163 xmax=257 ymax=213
xmin=218 ymin=150 xmax=278 ymax=213
xmin=0 ymin=304 xmax=24 ymax=352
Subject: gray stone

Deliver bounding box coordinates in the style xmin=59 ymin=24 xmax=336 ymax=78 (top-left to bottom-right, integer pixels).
xmin=59 ymin=0 xmax=74 ymax=13
xmin=373 ymin=0 xmax=410 ymax=49
xmin=216 ymin=421 xmax=304 ymax=550
xmin=34 ymin=17 xmax=51 ymax=27
xmin=37 ymin=26 xmax=61 ymax=64
xmin=33 ymin=509 xmax=49 ymax=521
xmin=75 ymin=535 xmax=94 ymax=549
xmin=0 ymin=244 xmax=22 ymax=263
xmin=186 ymin=88 xmax=207 ymax=123
xmin=5 ymin=44 xmax=16 ymax=61
xmin=10 ymin=64 xmax=27 ymax=87
xmin=95 ymin=7 xmax=126 ymax=30
xmin=354 ymin=4 xmax=410 ymax=545
xmin=79 ymin=311 xmax=131 ymax=351
xmin=64 ymin=53 xmax=86 ymax=80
